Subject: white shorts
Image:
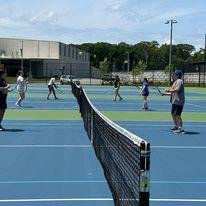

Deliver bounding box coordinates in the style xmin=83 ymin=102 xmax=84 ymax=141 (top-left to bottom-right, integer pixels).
xmin=17 ymin=85 xmax=25 ymax=94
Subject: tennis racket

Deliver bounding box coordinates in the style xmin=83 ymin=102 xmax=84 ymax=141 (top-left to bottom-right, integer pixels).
xmin=156 ymin=86 xmax=165 ymax=96
xmin=54 ymin=84 xmax=63 ymax=94
xmin=8 ymin=82 xmax=28 ymax=93
xmin=8 ymin=85 xmax=17 ymax=92
xmin=56 ymin=87 xmax=63 ymax=94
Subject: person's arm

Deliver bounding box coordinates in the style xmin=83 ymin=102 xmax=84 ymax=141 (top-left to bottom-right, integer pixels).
xmin=139 ymin=85 xmax=145 ymax=95
xmin=162 ymin=90 xmax=171 ymax=96
xmin=165 ymin=80 xmax=182 ymax=93
xmin=0 ymin=85 xmax=11 ymax=91
xmin=53 ymin=79 xmax=58 ymax=88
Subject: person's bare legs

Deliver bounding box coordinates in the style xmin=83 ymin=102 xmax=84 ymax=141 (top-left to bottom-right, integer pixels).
xmin=0 ymin=109 xmax=5 ymax=129
xmin=16 ymin=93 xmax=25 ymax=107
xmin=114 ymin=88 xmax=118 ymax=101
xmin=143 ymin=96 xmax=148 ymax=109
xmin=176 ymin=115 xmax=183 ymax=128
xmin=172 ymin=113 xmax=178 ymax=127
xmin=52 ymin=90 xmax=58 ymax=99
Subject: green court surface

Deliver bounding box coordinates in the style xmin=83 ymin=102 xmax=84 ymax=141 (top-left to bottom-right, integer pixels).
xmin=5 ymin=110 xmax=81 ymax=120
xmin=102 ymin=111 xmax=206 ymax=122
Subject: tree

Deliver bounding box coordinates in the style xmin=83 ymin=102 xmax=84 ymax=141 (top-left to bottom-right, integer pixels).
xmin=99 ymin=58 xmax=109 ymax=76
xmin=76 ymin=41 xmax=202 ymax=73
xmin=132 ymin=60 xmax=147 ymax=83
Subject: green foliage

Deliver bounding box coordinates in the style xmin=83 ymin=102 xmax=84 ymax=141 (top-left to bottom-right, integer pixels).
xmin=164 ymin=64 xmax=174 ymax=74
xmin=99 ymin=58 xmax=109 ymax=75
xmin=132 ymin=60 xmax=147 ymax=82
xmin=76 ymin=41 xmax=203 ymax=72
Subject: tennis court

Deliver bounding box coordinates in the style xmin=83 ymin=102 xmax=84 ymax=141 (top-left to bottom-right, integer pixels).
xmin=0 ymin=83 xmax=206 ymax=206
xmin=83 ymin=85 xmax=206 ymax=206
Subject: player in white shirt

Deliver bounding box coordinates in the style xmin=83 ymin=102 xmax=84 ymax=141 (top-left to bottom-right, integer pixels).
xmin=16 ymin=71 xmax=27 ymax=108
xmin=47 ymin=75 xmax=58 ymax=100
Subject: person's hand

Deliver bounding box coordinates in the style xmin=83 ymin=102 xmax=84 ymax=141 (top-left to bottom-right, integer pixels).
xmin=6 ymin=85 xmax=11 ymax=90
xmin=165 ymin=89 xmax=170 ymax=92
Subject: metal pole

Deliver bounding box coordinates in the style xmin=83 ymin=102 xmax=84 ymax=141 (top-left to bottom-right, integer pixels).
xmin=29 ymin=60 xmax=32 ymax=78
xmin=165 ymin=20 xmax=177 ymax=85
xmin=21 ymin=40 xmax=23 ymax=71
xmin=169 ymin=22 xmax=173 ymax=85
xmin=127 ymin=52 xmax=130 ymax=72
xmin=204 ymin=34 xmax=206 ymax=87
xmin=90 ymin=55 xmax=91 ymax=86
xmin=46 ymin=62 xmax=48 ymax=85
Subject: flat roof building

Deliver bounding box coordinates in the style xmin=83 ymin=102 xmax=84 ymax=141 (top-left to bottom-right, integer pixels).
xmin=0 ymin=38 xmax=90 ymax=78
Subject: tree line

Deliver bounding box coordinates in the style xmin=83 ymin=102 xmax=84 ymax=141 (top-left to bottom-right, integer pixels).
xmin=75 ymin=41 xmax=205 ymax=74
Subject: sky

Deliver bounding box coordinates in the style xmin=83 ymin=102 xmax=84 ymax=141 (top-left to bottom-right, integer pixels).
xmin=0 ymin=0 xmax=205 ymax=50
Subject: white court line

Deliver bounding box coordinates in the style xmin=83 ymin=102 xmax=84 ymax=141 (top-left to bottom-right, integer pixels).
xmin=187 ymin=103 xmax=206 ymax=109
xmin=0 ymin=145 xmax=206 ymax=149
xmin=4 ymin=122 xmax=82 ymax=125
xmin=0 ymin=180 xmax=107 ymax=184
xmin=0 ymin=198 xmax=113 ymax=202
xmin=0 ymin=145 xmax=91 ymax=148
xmin=4 ymin=122 xmax=206 ymax=126
xmin=7 ymin=101 xmax=72 ymax=104
xmin=117 ymin=124 xmax=206 ymax=127
xmin=0 ymin=198 xmax=205 ymax=203
xmin=0 ymin=180 xmax=205 ymax=185
xmin=150 ymin=199 xmax=206 ymax=202
xmin=152 ymin=181 xmax=206 ymax=184
xmin=151 ymin=146 xmax=206 ymax=149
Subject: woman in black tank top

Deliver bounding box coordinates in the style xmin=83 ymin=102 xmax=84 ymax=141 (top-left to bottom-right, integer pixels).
xmin=0 ymin=68 xmax=11 ymax=131
xmin=113 ymin=75 xmax=123 ymax=101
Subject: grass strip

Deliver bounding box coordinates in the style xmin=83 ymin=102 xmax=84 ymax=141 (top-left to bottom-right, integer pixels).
xmin=5 ymin=110 xmax=81 ymax=120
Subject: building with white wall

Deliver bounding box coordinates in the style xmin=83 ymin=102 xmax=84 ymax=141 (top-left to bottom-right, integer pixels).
xmin=0 ymin=38 xmax=90 ymax=78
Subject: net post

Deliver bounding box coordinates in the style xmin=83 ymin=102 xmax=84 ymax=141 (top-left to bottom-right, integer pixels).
xmin=139 ymin=141 xmax=150 ymax=206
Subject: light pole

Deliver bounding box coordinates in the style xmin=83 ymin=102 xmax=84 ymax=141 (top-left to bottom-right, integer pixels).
xmin=204 ymin=34 xmax=206 ymax=87
xmin=20 ymin=40 xmax=23 ymax=71
xmin=125 ymin=51 xmax=130 ymax=72
xmin=89 ymin=54 xmax=96 ymax=86
xmin=112 ymin=58 xmax=116 ymax=73
xmin=165 ymin=19 xmax=177 ymax=85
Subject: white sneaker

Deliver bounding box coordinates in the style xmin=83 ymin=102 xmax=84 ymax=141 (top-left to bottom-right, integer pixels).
xmin=15 ymin=103 xmax=22 ymax=108
xmin=170 ymin=126 xmax=178 ymax=131
xmin=173 ymin=128 xmax=185 ymax=134
xmin=0 ymin=126 xmax=5 ymax=131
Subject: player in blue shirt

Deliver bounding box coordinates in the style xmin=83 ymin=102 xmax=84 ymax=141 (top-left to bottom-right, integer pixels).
xmin=139 ymin=78 xmax=149 ymax=110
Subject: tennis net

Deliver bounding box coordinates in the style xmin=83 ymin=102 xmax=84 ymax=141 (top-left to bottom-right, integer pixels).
xmin=71 ymin=82 xmax=150 ymax=206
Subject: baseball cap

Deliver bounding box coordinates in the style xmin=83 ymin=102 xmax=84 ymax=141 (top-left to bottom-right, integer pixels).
xmin=173 ymin=70 xmax=183 ymax=76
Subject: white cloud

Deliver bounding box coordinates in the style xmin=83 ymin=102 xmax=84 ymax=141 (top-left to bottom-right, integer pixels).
xmin=30 ymin=11 xmax=58 ymax=25
xmin=0 ymin=0 xmax=205 ymax=50
xmin=105 ymin=0 xmax=154 ymax=23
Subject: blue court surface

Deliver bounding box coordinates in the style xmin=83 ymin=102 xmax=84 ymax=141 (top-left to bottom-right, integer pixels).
xmin=0 ymin=84 xmax=206 ymax=206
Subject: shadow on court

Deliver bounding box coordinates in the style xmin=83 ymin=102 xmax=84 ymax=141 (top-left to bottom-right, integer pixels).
xmin=184 ymin=131 xmax=201 ymax=135
xmin=3 ymin=129 xmax=25 ymax=132
xmin=162 ymin=130 xmax=200 ymax=135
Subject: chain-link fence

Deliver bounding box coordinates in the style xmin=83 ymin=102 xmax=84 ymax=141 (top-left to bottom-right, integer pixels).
xmin=45 ymin=62 xmax=101 ymax=84
xmin=182 ymin=62 xmax=206 ymax=87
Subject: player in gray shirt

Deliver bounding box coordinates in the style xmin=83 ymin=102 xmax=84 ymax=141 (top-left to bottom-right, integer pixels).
xmin=165 ymin=70 xmax=185 ymax=134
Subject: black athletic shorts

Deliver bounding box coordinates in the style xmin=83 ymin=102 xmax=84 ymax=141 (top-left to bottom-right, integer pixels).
xmin=171 ymin=104 xmax=183 ymax=116
xmin=48 ymin=85 xmax=54 ymax=91
xmin=0 ymin=97 xmax=7 ymax=109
